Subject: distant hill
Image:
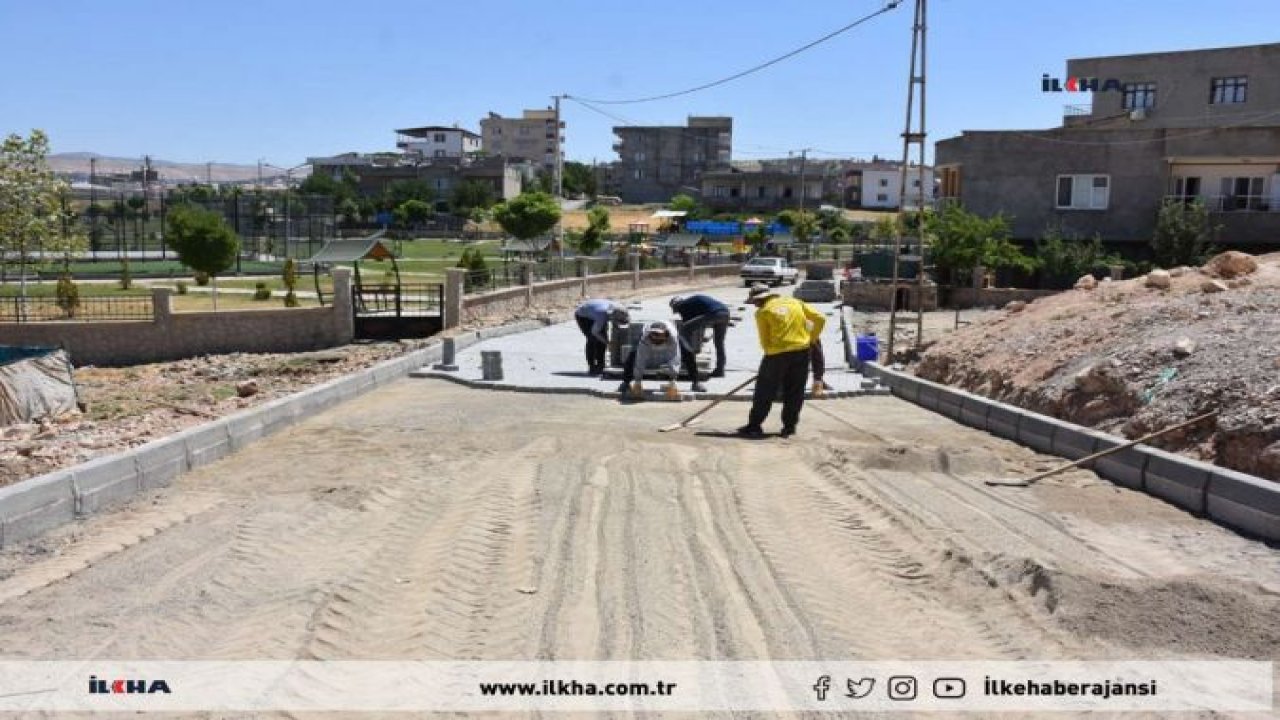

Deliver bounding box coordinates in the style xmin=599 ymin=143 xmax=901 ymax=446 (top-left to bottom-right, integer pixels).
xmin=48 ymin=153 xmax=298 ymax=183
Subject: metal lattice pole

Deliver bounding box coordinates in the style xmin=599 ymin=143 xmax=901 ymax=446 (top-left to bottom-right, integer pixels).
xmin=885 ymin=0 xmax=927 ymax=363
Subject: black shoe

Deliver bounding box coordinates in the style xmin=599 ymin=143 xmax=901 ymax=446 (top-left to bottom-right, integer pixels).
xmin=617 ymin=382 xmax=631 ymax=394
xmin=690 ymin=382 xmax=707 ymax=393
xmin=780 ymin=426 xmax=796 ymax=438
xmin=736 ymin=425 xmax=765 ymax=439
xmin=710 ymin=368 xmax=725 ymax=378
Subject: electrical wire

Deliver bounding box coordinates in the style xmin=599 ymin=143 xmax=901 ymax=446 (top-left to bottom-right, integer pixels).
xmin=568 ymin=1 xmax=902 ymax=105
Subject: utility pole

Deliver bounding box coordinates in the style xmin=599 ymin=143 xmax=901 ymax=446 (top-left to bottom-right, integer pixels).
xmin=206 ymin=161 xmax=212 ymax=185
xmin=797 ymin=148 xmax=811 ymax=212
xmin=89 ymin=157 xmax=98 ymax=253
xmin=886 ymin=0 xmax=928 ymax=364
xmin=552 ymin=94 xmax=566 ymax=257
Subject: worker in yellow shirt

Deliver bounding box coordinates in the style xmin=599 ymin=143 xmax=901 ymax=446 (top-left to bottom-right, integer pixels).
xmin=738 ymin=283 xmax=826 ymax=439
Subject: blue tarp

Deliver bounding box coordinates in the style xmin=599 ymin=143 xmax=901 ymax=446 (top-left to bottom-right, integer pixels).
xmin=685 ymin=221 xmax=789 ymax=236
xmin=0 ymin=346 xmax=57 ymax=368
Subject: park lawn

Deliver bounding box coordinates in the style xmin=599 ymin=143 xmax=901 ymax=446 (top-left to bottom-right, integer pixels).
xmin=169 ymin=291 xmax=322 ymax=312
xmin=0 ymin=281 xmax=149 ymax=298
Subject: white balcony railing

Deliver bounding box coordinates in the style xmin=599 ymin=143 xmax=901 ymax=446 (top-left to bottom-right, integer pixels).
xmin=1164 ymin=195 xmax=1279 ymax=213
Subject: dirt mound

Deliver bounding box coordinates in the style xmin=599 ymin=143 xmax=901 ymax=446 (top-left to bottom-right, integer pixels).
xmin=914 ymin=252 xmax=1280 ymax=481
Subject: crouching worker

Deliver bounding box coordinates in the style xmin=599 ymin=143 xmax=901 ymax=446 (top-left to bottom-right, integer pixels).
xmin=574 ymin=299 xmax=629 ymax=375
xmin=616 ymin=320 xmax=707 ymax=396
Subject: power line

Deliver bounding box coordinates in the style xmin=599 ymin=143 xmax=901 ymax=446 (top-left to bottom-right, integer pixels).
xmin=568 ymin=1 xmax=902 ymax=105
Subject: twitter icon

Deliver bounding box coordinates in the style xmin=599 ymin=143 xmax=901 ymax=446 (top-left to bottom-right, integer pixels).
xmin=846 ymin=677 xmax=875 ymax=699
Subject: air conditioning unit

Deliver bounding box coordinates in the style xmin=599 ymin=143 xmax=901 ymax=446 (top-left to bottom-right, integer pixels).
xmin=1129 ymin=108 xmax=1148 ymax=121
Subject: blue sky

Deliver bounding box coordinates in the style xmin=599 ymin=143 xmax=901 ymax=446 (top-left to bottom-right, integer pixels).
xmin=2 ymin=0 xmax=1277 ymax=168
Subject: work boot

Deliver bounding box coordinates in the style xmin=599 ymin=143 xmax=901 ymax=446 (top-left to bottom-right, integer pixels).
xmin=736 ymin=425 xmax=765 ymax=439
xmin=710 ymin=368 xmax=725 ymax=378
xmin=780 ymin=426 xmax=797 ymax=438
xmin=690 ymin=382 xmax=707 ymax=393
xmin=616 ymin=381 xmax=631 ymax=394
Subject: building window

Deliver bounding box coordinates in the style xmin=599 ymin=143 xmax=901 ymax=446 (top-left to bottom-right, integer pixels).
xmin=1210 ymin=76 xmax=1248 ymax=104
xmin=634 ymin=168 xmax=644 ymax=180
xmin=635 ymin=151 xmax=646 ymax=162
xmin=878 ymin=178 xmax=889 ymax=187
xmin=1056 ymin=174 xmax=1110 ymax=210
xmin=433 ymin=133 xmax=446 ymax=142
xmin=756 ymin=186 xmax=767 ymax=198
xmin=433 ymin=149 xmax=446 ymax=157
xmin=782 ymin=186 xmax=793 ymax=199
xmin=1219 ymin=176 xmax=1265 ymax=210
xmin=712 ymin=186 xmax=729 ymax=198
xmin=1122 ymin=82 xmax=1156 ymax=110
xmin=876 ymin=193 xmax=889 ymax=203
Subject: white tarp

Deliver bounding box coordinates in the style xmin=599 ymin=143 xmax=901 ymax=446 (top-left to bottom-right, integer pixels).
xmin=0 ymin=348 xmax=78 ymax=425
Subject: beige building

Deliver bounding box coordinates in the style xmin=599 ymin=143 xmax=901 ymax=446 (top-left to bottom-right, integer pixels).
xmin=480 ymin=108 xmax=563 ymax=175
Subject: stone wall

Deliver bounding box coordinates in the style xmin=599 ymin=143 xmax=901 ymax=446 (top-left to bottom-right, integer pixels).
xmin=2 ymin=270 xmax=355 ymax=367
xmin=458 ymin=265 xmax=740 ymax=326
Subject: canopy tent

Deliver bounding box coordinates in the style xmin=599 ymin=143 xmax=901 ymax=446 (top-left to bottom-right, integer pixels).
xmin=306 ymin=231 xmax=400 ymax=305
xmin=649 ymin=210 xmax=688 ymax=219
xmin=656 ymin=233 xmax=709 ymax=250
xmin=500 ymin=237 xmax=555 ymax=256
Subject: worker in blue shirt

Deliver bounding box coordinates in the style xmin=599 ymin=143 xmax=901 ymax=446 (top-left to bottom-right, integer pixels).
xmin=669 ymin=294 xmax=731 ymax=378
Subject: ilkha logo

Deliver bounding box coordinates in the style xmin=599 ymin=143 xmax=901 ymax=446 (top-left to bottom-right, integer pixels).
xmin=88 ymin=676 xmax=172 ymax=695
xmin=1042 ymin=74 xmax=1125 ymax=93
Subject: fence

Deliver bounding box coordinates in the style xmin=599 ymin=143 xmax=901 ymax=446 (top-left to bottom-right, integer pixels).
xmin=0 ymin=295 xmax=154 ymax=323
xmin=353 ymin=283 xmax=444 ymax=316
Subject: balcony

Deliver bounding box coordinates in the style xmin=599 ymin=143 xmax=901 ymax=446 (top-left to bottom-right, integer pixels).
xmin=1165 ymin=194 xmax=1278 ymax=213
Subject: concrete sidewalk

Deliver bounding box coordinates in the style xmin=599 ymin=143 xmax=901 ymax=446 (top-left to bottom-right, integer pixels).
xmin=411 ymin=287 xmax=884 ymax=401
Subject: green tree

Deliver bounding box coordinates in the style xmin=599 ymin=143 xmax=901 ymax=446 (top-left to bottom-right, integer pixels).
xmin=1151 ymin=199 xmax=1216 ymax=267
xmin=393 ymin=199 xmax=433 ymax=230
xmin=451 ymin=180 xmax=496 ymax=214
xmin=925 ymin=204 xmax=1035 ymax=287
xmin=578 ymin=205 xmax=610 ymax=256
xmin=669 ymin=193 xmax=699 ymax=214
xmin=492 ymin=191 xmax=561 ymax=241
xmin=0 ymin=130 xmax=85 ymax=299
xmin=791 ymin=211 xmax=819 ymax=243
xmin=562 ymin=161 xmax=597 ymax=197
xmin=382 ymin=180 xmax=435 ymax=211
xmin=166 ymin=204 xmax=240 ymax=310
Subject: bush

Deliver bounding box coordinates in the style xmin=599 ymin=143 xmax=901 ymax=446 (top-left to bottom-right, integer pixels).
xmin=118 ymin=255 xmax=133 ymax=290
xmin=253 ymin=282 xmax=272 ymax=300
xmin=1152 ymin=199 xmax=1217 ymax=267
xmin=194 ymin=271 xmax=210 ymax=286
xmin=1034 ymin=227 xmax=1120 ymax=288
xmin=175 ymin=281 xmax=189 ymax=295
xmin=282 ymin=258 xmax=299 ymax=307
xmin=55 ymin=274 xmax=80 ymax=318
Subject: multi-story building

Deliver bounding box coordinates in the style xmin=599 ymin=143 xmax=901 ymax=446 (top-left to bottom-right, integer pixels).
xmin=480 ymin=108 xmax=562 ymax=175
xmin=936 ymin=42 xmax=1280 ymax=250
xmin=610 ymin=116 xmax=732 ymax=204
xmin=699 ymin=157 xmax=932 ymax=211
xmin=395 ymin=126 xmax=482 ymax=160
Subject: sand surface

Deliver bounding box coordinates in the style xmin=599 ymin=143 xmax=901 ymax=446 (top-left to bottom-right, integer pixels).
xmin=1 ymin=382 xmax=1277 ymax=715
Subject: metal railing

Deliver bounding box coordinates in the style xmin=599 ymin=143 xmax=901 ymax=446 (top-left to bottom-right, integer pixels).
xmin=1164 ymin=195 xmax=1278 ymax=213
xmin=0 ymin=294 xmax=155 ymax=323
xmin=352 ymin=283 xmax=443 ymax=317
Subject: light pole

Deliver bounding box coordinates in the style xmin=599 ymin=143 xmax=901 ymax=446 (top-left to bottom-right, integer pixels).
xmin=261 ymin=162 xmax=310 ymax=259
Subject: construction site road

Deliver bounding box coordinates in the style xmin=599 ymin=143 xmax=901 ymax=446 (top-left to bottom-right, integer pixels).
xmin=1 ymin=381 xmax=1277 ymax=690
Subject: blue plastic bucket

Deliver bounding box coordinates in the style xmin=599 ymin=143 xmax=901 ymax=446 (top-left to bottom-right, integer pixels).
xmin=855 ymin=334 xmax=879 ymax=363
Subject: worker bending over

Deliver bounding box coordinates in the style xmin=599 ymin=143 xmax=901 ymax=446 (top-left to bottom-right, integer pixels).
xmin=574 ymin=299 xmax=629 ymax=375
xmin=668 ymin=294 xmax=731 ymax=378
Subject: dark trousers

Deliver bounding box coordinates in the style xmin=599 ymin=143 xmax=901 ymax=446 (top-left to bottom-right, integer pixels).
xmin=810 ymin=342 xmax=825 ymax=382
xmin=748 ymin=349 xmax=810 ymax=431
xmin=680 ymin=310 xmax=730 ymax=372
xmin=576 ymin=315 xmax=607 ymax=372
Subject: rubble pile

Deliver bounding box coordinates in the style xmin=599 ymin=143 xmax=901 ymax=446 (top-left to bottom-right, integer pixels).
xmin=915 ymin=251 xmax=1280 ymax=481
xmin=0 ymin=341 xmax=430 ymax=489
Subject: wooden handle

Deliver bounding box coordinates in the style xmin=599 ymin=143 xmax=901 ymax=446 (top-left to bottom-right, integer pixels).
xmin=1018 ymin=411 xmax=1218 ymax=486
xmin=670 ymin=375 xmax=758 ymax=428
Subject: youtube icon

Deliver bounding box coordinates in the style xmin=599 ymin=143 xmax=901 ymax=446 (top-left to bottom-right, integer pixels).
xmin=933 ymin=678 xmax=966 ymax=699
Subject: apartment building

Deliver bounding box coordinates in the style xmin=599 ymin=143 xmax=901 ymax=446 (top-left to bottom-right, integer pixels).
xmin=936 ymin=42 xmax=1280 ymax=249
xmin=700 ymin=158 xmax=932 ymax=212
xmin=395 ymin=126 xmax=482 ymax=160
xmin=480 ymin=108 xmax=563 ymax=175
xmin=610 ymin=116 xmax=732 ymax=204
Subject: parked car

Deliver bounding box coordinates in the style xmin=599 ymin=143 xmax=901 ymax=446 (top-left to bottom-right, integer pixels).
xmin=739 ymin=256 xmax=798 ymax=287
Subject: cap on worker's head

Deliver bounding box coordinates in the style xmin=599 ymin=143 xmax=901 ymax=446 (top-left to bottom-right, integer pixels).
xmin=745 ymin=283 xmax=775 ymax=303
xmin=646 ymin=324 xmax=671 ymax=343
xmin=669 ymin=295 xmax=685 ymax=309
xmin=609 ymin=307 xmax=630 ymax=322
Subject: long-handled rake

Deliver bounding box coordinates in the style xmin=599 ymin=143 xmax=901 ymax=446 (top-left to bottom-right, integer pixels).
xmin=985 ymin=411 xmax=1218 ymax=488
xmin=658 ymin=375 xmax=758 ymax=432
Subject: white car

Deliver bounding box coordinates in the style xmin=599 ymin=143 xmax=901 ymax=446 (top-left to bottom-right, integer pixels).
xmin=739 ymin=256 xmax=799 ymax=287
